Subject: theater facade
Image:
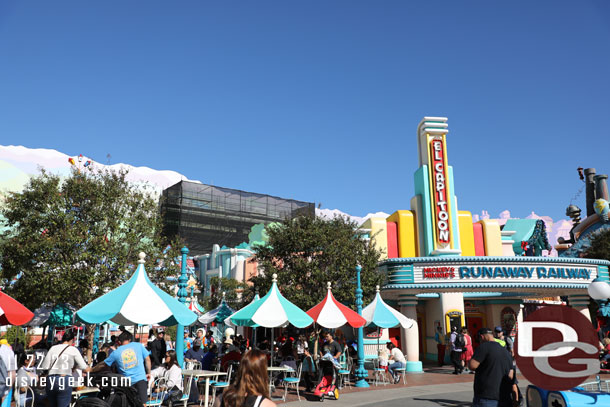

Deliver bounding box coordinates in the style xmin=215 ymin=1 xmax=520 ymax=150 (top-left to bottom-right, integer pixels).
xmin=360 ymin=117 xmax=610 ymax=372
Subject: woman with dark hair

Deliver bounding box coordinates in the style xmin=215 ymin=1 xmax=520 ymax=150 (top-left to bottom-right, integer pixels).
xmin=162 ymin=350 xmax=183 ymax=391
xmin=214 ymin=349 xmax=276 ymax=407
xmin=40 ymin=330 xmax=90 ymax=407
xmin=151 ymin=350 xmax=183 ymax=392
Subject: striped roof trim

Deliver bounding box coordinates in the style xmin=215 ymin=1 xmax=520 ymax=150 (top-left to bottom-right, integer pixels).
xmin=379 ymin=256 xmax=610 ymax=266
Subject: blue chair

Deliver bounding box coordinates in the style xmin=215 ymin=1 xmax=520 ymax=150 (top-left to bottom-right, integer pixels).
xmin=147 ymin=378 xmax=167 ymax=407
xmin=282 ymin=363 xmax=302 ymax=401
xmin=211 ymin=365 xmax=233 ymax=407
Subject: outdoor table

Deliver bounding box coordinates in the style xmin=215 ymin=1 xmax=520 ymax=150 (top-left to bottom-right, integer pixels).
xmin=70 ymin=387 xmax=100 ymax=407
xmin=182 ymin=369 xmax=227 ymax=407
xmin=267 ymin=366 xmax=295 ymax=399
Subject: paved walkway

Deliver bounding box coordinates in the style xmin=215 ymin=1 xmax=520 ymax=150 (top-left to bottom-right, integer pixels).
xmin=278 ymin=365 xmax=480 ymax=405
xmin=278 ymin=365 xmax=610 ymax=406
xmin=280 ymin=380 xmax=476 ymax=406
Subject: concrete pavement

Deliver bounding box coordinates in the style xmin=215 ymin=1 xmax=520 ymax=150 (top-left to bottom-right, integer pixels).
xmin=280 ymin=380 xmax=476 ymax=406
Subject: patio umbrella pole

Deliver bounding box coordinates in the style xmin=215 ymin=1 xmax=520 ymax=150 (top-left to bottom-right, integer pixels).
xmin=377 ymin=327 xmax=380 ymax=355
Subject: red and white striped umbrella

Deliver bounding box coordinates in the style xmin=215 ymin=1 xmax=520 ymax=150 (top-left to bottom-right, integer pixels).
xmin=0 ymin=290 xmax=34 ymax=326
xmin=306 ymin=282 xmax=366 ymax=329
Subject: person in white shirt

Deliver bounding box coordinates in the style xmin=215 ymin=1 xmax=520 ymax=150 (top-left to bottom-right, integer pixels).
xmin=386 ymin=342 xmax=406 ymax=384
xmin=0 ymin=340 xmax=17 ymax=404
xmin=151 ymin=349 xmax=183 ymax=400
xmin=40 ymin=330 xmax=91 ymax=407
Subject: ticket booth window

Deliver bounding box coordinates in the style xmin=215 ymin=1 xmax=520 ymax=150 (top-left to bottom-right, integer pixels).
xmin=445 ymin=310 xmax=464 ymax=332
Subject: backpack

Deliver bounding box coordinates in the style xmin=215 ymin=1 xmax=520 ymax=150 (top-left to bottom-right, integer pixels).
xmin=454 ymin=333 xmax=466 ymax=349
xmin=76 ymin=397 xmax=110 ymax=407
xmin=106 ymin=387 xmax=141 ymax=407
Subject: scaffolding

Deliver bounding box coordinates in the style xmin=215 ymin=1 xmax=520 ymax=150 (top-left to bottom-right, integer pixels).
xmin=161 ymin=181 xmax=315 ymax=255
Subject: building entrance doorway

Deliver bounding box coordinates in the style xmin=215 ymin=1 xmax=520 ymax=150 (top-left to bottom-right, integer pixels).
xmin=466 ymin=316 xmax=483 ymax=349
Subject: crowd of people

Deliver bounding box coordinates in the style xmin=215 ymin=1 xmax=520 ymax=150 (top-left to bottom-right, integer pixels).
xmin=0 ymin=321 xmax=536 ymax=407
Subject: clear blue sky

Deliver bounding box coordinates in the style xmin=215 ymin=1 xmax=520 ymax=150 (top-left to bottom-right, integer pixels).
xmin=1 ymin=1 xmax=609 ymax=222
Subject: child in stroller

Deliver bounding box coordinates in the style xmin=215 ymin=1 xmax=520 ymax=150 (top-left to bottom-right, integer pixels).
xmin=314 ymin=353 xmax=342 ymax=401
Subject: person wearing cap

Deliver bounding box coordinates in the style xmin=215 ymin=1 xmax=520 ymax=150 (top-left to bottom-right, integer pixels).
xmin=185 ymin=339 xmax=206 ymax=366
xmin=493 ymin=326 xmax=506 ymax=348
xmin=469 ymin=328 xmax=513 ymax=407
xmin=494 ymin=326 xmax=514 ymax=356
xmin=149 ymin=327 xmax=167 ymax=370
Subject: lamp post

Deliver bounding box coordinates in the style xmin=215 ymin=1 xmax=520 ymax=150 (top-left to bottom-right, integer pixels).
xmin=176 ymin=246 xmax=189 ymax=366
xmin=354 ymin=264 xmax=369 ymax=388
xmin=588 ymin=278 xmax=610 ymax=317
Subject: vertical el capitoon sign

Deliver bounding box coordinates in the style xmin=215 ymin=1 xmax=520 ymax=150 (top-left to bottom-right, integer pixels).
xmin=428 ymin=137 xmax=452 ymax=248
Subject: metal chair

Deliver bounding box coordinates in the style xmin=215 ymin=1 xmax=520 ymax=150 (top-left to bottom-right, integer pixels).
xmin=211 ymin=365 xmax=233 ymax=407
xmin=282 ymin=362 xmax=302 ymax=401
xmin=176 ymin=374 xmax=194 ymax=407
xmin=147 ymin=378 xmax=167 ymax=407
xmin=393 ymin=366 xmax=407 ymax=385
xmin=372 ymin=358 xmax=388 ymax=386
xmin=338 ymin=356 xmax=353 ymax=389
xmin=15 ymin=386 xmax=34 ymax=407
xmin=186 ymin=361 xmax=202 ymax=370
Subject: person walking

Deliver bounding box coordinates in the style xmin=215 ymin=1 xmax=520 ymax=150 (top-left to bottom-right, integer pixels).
xmin=386 ymin=342 xmax=406 ymax=384
xmin=214 ymin=349 xmax=276 ymax=407
xmin=40 ymin=330 xmax=90 ymax=407
xmin=149 ymin=328 xmax=167 ymax=370
xmin=434 ymin=326 xmax=445 ymax=366
xmin=449 ymin=326 xmax=464 ymax=374
xmin=92 ymin=330 xmax=152 ymax=404
xmin=460 ymin=327 xmax=474 ymax=373
xmin=469 ymin=328 xmax=513 ymax=407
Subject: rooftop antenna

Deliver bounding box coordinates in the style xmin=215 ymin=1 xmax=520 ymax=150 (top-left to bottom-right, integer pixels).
xmin=569 ymin=167 xmax=585 ymax=205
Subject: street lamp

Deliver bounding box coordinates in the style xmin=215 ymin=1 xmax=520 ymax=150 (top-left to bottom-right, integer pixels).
xmin=587 ymin=277 xmax=610 ymax=317
xmin=176 ymin=246 xmax=189 ymax=366
xmin=354 ymin=264 xmax=369 ymax=388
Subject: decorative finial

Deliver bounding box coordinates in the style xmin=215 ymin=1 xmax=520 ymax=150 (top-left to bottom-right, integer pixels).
xmin=138 ymin=252 xmax=146 ymax=264
xmin=327 ymin=282 xmax=332 ymax=290
xmin=222 ymin=291 xmax=226 ymax=298
xmin=272 ymin=273 xmax=278 ymax=283
xmin=376 ymin=285 xmax=380 ymax=293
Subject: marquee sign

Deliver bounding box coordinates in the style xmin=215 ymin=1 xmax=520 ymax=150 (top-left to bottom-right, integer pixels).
xmin=429 ymin=138 xmax=451 ymax=246
xmin=416 ymin=263 xmax=597 ymax=284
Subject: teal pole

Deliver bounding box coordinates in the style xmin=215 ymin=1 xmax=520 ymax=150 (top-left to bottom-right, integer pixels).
xmin=93 ymin=324 xmax=100 ymax=354
xmin=176 ymin=246 xmax=189 ymax=367
xmin=354 ymin=265 xmax=369 ymax=387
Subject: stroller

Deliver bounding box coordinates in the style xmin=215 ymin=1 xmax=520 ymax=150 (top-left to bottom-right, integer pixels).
xmin=313 ymin=355 xmax=341 ymax=402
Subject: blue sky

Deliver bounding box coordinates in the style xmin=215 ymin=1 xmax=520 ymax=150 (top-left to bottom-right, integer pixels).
xmin=1 ymin=1 xmax=609 ymax=222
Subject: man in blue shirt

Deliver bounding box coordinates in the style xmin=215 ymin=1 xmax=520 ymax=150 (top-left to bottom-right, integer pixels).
xmin=185 ymin=339 xmax=205 ymax=366
xmin=93 ymin=330 xmax=151 ymax=403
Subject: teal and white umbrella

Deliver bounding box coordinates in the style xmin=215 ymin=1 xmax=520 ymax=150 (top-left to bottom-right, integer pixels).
xmin=224 ymin=292 xmax=260 ymax=328
xmin=362 ymin=286 xmax=414 ymax=329
xmin=76 ymin=252 xmax=198 ymax=326
xmin=362 ymin=285 xmax=414 ymax=352
xmin=198 ymin=292 xmax=235 ymax=325
xmin=227 ymin=274 xmax=313 ymax=328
